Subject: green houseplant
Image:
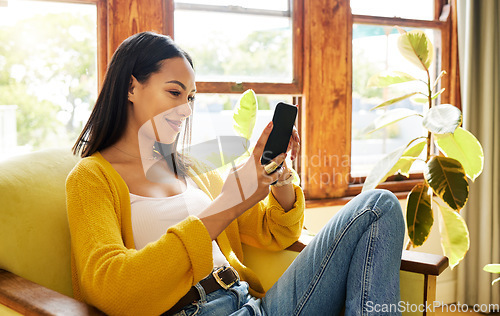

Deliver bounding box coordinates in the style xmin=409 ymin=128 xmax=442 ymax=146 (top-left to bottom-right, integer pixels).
xmin=483 ymin=264 xmax=500 ymax=285
xmin=362 ymin=27 xmax=484 ymax=268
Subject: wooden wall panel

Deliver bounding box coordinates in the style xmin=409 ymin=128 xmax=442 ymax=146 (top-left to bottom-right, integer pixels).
xmin=301 ymin=0 xmax=352 ymax=199
xmin=97 ymin=0 xmax=166 ymax=88
xmin=107 ymin=0 xmax=165 ymax=59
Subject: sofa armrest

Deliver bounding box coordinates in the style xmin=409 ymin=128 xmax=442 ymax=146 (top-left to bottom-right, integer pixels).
xmin=400 ymin=250 xmax=449 ymax=276
xmin=0 ymin=269 xmax=105 ymax=316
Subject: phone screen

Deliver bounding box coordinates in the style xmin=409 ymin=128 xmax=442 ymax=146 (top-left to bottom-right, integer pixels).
xmin=260 ymin=102 xmax=298 ymax=165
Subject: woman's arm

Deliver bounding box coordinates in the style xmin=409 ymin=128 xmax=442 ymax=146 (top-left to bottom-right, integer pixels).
xmin=270 ymin=161 xmax=296 ymax=211
xmin=199 ymin=124 xmax=303 ymax=248
xmin=66 ymin=163 xmax=213 ymax=316
xmin=198 ymin=121 xmax=285 ymax=240
xmin=270 ymin=127 xmax=300 ymax=211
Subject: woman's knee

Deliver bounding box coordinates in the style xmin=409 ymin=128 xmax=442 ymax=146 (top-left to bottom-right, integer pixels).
xmin=367 ymin=189 xmax=405 ymax=235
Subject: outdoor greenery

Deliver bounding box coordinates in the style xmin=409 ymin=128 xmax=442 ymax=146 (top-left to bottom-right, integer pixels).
xmin=362 ymin=27 xmax=484 ymax=269
xmin=0 ymin=12 xmax=97 ymax=150
xmin=181 ymin=28 xmax=291 ymax=83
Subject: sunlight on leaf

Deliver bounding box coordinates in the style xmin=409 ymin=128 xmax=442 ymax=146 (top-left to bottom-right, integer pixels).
xmin=425 ymin=156 xmax=469 ymax=211
xmin=232 ymin=89 xmax=257 ymax=142
xmin=432 ymin=70 xmax=447 ymax=91
xmin=434 ymin=127 xmax=484 ymax=181
xmin=483 ymin=264 xmax=500 ymax=285
xmin=435 ymin=198 xmax=470 ymax=269
xmin=367 ymin=70 xmax=418 ymax=88
xmin=422 ymin=104 xmax=462 ymax=134
xmin=406 ymin=183 xmax=433 ymax=247
xmin=363 ymin=108 xmax=422 ymax=134
xmin=431 ymin=88 xmax=445 ymax=100
xmin=370 ymin=92 xmax=419 ymax=110
xmin=484 ymin=264 xmax=500 ymax=273
xmin=362 ymin=146 xmax=407 ymax=192
xmin=411 ymin=95 xmax=429 ymax=104
xmin=385 ymin=140 xmax=426 ymax=178
xmin=397 ymin=29 xmax=434 ymax=71
xmin=362 ymin=138 xmax=424 ymax=192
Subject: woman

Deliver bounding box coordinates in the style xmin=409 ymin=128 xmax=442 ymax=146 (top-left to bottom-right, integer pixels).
xmin=67 ymin=31 xmax=405 ymax=316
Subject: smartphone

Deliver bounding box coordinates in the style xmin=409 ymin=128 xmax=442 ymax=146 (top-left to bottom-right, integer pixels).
xmin=260 ymin=102 xmax=298 ymax=167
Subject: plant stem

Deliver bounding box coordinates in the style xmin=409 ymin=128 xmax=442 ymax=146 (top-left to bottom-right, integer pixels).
xmin=426 ymin=69 xmax=432 ymax=163
xmin=405 ymin=239 xmax=413 ymax=250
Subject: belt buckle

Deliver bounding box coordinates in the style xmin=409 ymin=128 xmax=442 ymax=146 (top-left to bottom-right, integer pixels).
xmin=212 ymin=266 xmax=239 ymax=290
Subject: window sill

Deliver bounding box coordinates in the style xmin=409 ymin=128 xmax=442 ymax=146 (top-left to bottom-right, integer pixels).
xmin=305 ymin=178 xmax=424 ymax=208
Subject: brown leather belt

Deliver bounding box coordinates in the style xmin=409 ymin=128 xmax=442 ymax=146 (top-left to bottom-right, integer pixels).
xmin=162 ymin=266 xmax=240 ymax=316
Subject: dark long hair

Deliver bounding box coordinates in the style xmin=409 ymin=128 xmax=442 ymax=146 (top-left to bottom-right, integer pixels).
xmin=73 ymin=31 xmax=194 ymax=175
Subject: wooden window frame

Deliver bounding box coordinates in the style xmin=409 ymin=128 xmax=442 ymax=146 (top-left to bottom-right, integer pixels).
xmin=91 ymin=0 xmax=459 ymax=207
xmin=163 ymin=0 xmax=304 ymax=95
xmin=301 ymin=0 xmax=460 ymax=207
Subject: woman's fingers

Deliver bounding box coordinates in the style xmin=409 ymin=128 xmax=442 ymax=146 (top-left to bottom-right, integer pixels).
xmin=287 ymin=126 xmax=300 ymax=160
xmin=263 ymin=153 xmax=287 ymax=183
xmin=252 ymin=121 xmax=273 ymax=162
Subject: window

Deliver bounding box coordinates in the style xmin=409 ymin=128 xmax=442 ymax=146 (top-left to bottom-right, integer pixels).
xmin=350 ymin=0 xmax=435 ymax=20
xmin=174 ymin=1 xmax=293 ymax=83
xmin=347 ymin=0 xmax=457 ymax=198
xmin=298 ymin=0 xmax=459 ymax=204
xmin=169 ymin=0 xmax=302 ymax=94
xmin=98 ymin=0 xmax=458 ymax=204
xmin=168 ymin=0 xmax=302 ymax=173
xmin=351 ymin=26 xmax=440 ymax=177
xmin=0 ymin=0 xmax=97 ymax=160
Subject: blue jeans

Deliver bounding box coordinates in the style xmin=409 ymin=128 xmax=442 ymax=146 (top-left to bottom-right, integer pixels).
xmin=173 ymin=189 xmax=405 ymax=316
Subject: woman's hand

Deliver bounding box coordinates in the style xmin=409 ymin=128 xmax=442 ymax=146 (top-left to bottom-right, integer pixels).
xmin=198 ymin=122 xmax=287 ymax=239
xmin=220 ymin=121 xmax=288 ymax=211
xmin=287 ymin=125 xmax=301 ymax=162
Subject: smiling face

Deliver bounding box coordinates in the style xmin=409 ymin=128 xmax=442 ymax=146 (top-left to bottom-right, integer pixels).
xmin=128 ymin=56 xmax=196 ymax=145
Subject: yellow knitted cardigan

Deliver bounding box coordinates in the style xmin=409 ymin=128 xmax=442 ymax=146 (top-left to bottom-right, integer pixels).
xmin=66 ymin=152 xmax=305 ymax=316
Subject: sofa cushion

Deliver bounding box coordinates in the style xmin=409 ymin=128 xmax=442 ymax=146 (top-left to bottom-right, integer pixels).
xmin=0 ymin=148 xmax=79 ymax=297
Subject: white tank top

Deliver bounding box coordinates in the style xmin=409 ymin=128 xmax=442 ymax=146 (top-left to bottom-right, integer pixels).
xmin=130 ymin=177 xmax=230 ymax=268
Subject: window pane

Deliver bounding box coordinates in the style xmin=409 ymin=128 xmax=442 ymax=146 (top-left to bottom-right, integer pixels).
xmin=0 ymin=0 xmax=97 ymax=160
xmin=350 ymin=0 xmax=435 ymax=20
xmin=190 ymin=94 xmax=293 ymax=145
xmin=176 ymin=0 xmax=289 ymax=12
xmin=351 ymin=25 xmax=441 ymax=177
xmin=174 ymin=4 xmax=293 ymax=83
xmin=185 ymin=94 xmax=293 ymax=172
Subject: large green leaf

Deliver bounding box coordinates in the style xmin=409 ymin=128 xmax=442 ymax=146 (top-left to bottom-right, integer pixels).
xmin=406 ymin=183 xmax=433 ymax=247
xmin=232 ymin=89 xmax=257 ymax=141
xmin=385 ymin=140 xmax=427 ymax=178
xmin=362 ymin=138 xmax=423 ymax=192
xmin=409 ymin=90 xmax=443 ymax=105
xmin=364 ymin=108 xmax=422 ymax=134
xmin=434 ymin=127 xmax=484 ymax=181
xmin=367 ymin=71 xmax=418 ymax=88
xmin=435 ymin=198 xmax=470 ymax=269
xmin=424 ymin=156 xmax=469 ymax=211
xmin=403 ymin=139 xmax=427 ymax=157
xmin=411 ymin=95 xmax=429 ymax=104
xmin=370 ymin=92 xmax=419 ymax=110
xmin=362 ymin=145 xmax=407 ymax=192
xmin=483 ymin=264 xmax=500 ymax=285
xmin=397 ymin=29 xmax=434 ymax=71
xmin=422 ymin=104 xmax=462 ymax=134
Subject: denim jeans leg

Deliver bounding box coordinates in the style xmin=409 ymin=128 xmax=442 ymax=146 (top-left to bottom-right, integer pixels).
xmin=261 ymin=189 xmax=405 ymax=316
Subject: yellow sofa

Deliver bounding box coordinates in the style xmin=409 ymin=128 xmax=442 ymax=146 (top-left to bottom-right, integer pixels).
xmin=0 ymin=148 xmax=448 ymax=315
